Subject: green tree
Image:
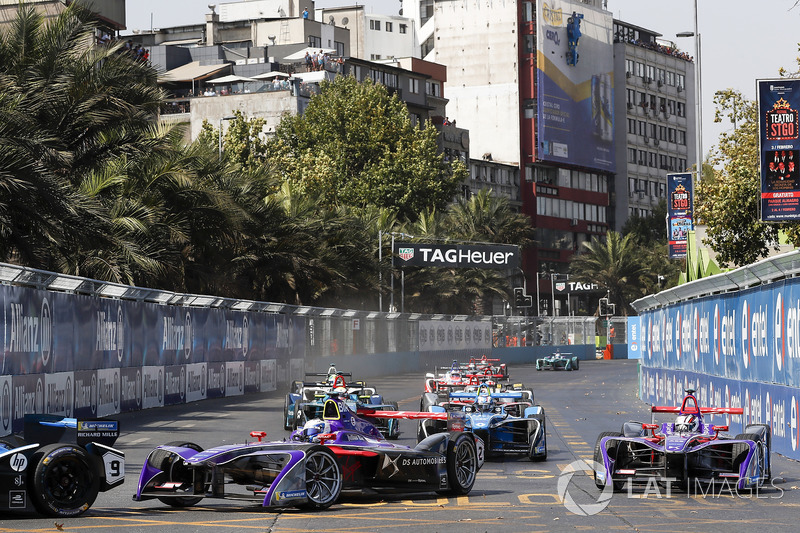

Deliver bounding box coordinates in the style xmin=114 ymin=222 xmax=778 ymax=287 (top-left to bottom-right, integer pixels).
xmin=695 ymin=89 xmax=790 ymax=267
xmin=266 ymin=76 xmax=466 ymax=220
xmin=569 ymin=231 xmax=650 ymax=315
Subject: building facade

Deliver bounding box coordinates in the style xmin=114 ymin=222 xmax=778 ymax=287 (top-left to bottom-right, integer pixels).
xmin=611 ymin=19 xmax=696 ymax=230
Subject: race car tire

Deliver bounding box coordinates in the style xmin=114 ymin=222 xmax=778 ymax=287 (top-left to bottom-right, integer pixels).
xmin=299 ymin=446 xmax=342 ymax=510
xmin=290 ymin=380 xmax=304 ymax=394
xmin=156 ymin=441 xmax=205 ymax=507
xmin=417 ymin=421 xmax=427 ymax=443
xmin=386 ymin=401 xmax=400 ymax=440
xmin=293 ymin=403 xmax=307 ymax=431
xmin=744 ymin=423 xmax=772 ymax=481
xmin=733 ymin=433 xmax=769 ymax=482
xmin=420 ymin=392 xmax=438 ymax=412
xmin=573 ymin=358 xmax=580 ymax=371
xmin=439 ymin=433 xmax=478 ymax=495
xmin=528 ymin=414 xmax=547 ymax=461
xmin=283 ymin=394 xmax=293 ymax=430
xmin=593 ymin=432 xmax=624 ymax=491
xmin=30 ymin=443 xmax=100 ymax=517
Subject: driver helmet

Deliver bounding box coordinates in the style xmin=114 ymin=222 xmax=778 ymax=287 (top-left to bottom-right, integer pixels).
xmin=301 ymin=420 xmax=331 ymax=442
xmin=332 ymin=386 xmax=348 ymax=400
xmin=674 ymin=414 xmax=698 ymax=433
xmin=477 ymin=390 xmax=492 ymax=408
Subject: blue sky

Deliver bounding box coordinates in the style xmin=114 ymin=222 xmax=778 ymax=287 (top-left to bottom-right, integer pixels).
xmin=126 ymin=0 xmax=800 ymax=157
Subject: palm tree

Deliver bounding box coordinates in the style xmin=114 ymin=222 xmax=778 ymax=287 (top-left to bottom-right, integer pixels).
xmin=0 ymin=3 xmax=166 ymax=276
xmin=569 ymin=231 xmax=650 ymax=315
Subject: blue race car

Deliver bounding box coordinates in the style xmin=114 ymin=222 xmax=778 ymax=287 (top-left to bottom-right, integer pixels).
xmin=417 ymin=383 xmax=546 ymax=460
xmin=134 ymin=396 xmax=483 ymax=511
xmin=1 ymin=414 xmax=125 ymax=517
xmin=594 ymin=389 xmax=770 ymax=492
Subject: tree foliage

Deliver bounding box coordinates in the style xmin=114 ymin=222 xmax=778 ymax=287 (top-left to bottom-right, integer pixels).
xmin=695 ymin=89 xmax=797 ymax=267
xmin=265 ymin=76 xmax=466 ymax=220
xmin=569 ymin=231 xmax=651 ymax=315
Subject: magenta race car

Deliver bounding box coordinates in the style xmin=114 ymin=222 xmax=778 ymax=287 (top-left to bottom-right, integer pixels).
xmin=594 ymin=389 xmax=770 ymax=492
xmin=134 ymin=397 xmax=484 ymax=510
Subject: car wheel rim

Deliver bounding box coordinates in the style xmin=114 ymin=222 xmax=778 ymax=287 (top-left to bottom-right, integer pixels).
xmin=44 ymin=455 xmax=93 ymax=507
xmin=305 ymin=452 xmax=340 ymax=505
xmin=455 ymin=441 xmax=476 ymax=488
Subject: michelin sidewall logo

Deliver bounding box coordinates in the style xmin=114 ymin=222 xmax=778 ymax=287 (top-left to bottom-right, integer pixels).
xmin=557 ymin=459 xmax=612 ymax=516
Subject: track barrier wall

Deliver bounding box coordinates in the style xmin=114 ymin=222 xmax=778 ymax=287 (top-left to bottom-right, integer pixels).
xmin=0 ymin=263 xmax=616 ymax=437
xmin=635 ymin=258 xmax=800 ymax=459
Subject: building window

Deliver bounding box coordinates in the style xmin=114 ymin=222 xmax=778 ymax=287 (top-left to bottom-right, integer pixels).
xmin=677 ymin=102 xmax=686 ymax=117
xmin=658 ymin=68 xmax=666 ymax=84
xmin=677 ymin=74 xmax=685 ymax=88
xmin=370 ymin=20 xmax=381 ymax=30
xmin=384 ymin=72 xmax=398 ymax=87
xmin=523 ymin=1 xmax=534 ymax=22
xmin=627 ymin=88 xmax=636 ymax=105
xmin=626 ymin=59 xmax=634 ymax=74
xmin=649 ymin=152 xmax=657 ymax=167
xmin=370 ymin=54 xmax=382 ymax=60
xmin=524 ymin=99 xmax=536 ymax=119
xmin=659 ymin=125 xmax=667 ymax=141
xmin=647 ymin=65 xmax=656 ymax=80
xmin=386 ymin=22 xmax=393 ymax=32
xmin=399 ymin=23 xmax=407 ymax=34
xmin=426 ymin=80 xmax=440 ymax=97
xmin=309 ymin=35 xmax=321 ymax=47
xmin=638 ymin=150 xmax=647 ymax=165
xmin=677 ymin=130 xmax=686 ymax=145
xmin=409 ymin=78 xmax=420 ymax=93
xmin=649 ymin=123 xmax=657 ymax=139
xmin=370 ymin=69 xmax=383 ymax=83
xmin=627 ymin=118 xmax=636 ymax=134
xmin=628 ymin=148 xmax=637 ymax=163
xmin=636 ymin=62 xmax=645 ymax=77
xmin=667 ymin=71 xmax=676 ymax=86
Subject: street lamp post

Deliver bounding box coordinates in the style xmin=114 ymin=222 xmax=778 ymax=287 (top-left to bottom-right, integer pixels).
xmin=219 ymin=115 xmax=235 ymax=160
xmin=677 ymin=0 xmax=702 ymax=187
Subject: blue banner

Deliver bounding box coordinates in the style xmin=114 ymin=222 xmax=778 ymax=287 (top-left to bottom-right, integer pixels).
xmin=758 ymin=79 xmax=800 ymax=221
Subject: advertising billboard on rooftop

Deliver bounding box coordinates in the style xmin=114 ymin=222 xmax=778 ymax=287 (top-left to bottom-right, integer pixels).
xmin=536 ymin=1 xmax=615 ymax=173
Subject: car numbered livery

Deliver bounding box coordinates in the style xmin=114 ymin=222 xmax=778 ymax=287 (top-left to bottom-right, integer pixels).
xmin=417 ymin=383 xmax=546 ymax=461
xmin=134 ymin=396 xmax=484 ymax=510
xmin=535 ymin=351 xmax=580 ymax=371
xmin=0 ymin=414 xmax=125 ymax=517
xmin=594 ymin=389 xmax=770 ymax=492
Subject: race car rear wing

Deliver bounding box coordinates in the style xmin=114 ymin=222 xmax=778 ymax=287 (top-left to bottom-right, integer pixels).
xmin=650 ymin=405 xmax=743 ymax=423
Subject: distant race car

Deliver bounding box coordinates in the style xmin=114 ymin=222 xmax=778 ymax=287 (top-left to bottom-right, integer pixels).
xmin=1 ymin=414 xmax=125 ymax=517
xmin=134 ymin=396 xmax=484 ymax=511
xmin=283 ymin=365 xmax=396 ymax=436
xmin=290 ymin=375 xmax=400 ymax=439
xmin=594 ymin=389 xmax=770 ymax=492
xmin=417 ymin=383 xmax=546 ymax=461
xmin=536 ymin=351 xmax=580 ymax=371
xmin=465 ymin=355 xmax=509 ymax=381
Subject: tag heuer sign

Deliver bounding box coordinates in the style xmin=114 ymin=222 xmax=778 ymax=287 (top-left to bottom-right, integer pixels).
xmin=398 ymin=248 xmax=414 ymax=261
xmin=555 ymin=282 xmax=566 ymax=292
xmin=394 ymin=242 xmax=519 ymax=269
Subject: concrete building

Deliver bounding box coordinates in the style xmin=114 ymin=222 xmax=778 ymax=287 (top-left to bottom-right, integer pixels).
xmin=408 ymin=0 xmax=615 ymax=315
xmin=611 ymin=19 xmax=696 ymax=230
xmin=319 ymin=6 xmax=416 ymax=61
xmin=0 ymin=0 xmax=125 ymax=32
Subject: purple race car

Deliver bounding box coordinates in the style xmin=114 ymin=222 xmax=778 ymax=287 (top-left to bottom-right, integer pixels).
xmin=594 ymin=389 xmax=771 ymax=492
xmin=133 ymin=396 xmax=484 ymax=510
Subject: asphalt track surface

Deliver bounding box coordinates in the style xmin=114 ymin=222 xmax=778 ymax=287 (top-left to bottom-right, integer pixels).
xmin=3 ymin=359 xmax=800 ymax=533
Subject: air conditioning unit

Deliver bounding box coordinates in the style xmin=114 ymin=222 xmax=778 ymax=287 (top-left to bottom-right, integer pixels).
xmin=654 ymin=138 xmax=660 ymax=146
xmin=626 ymin=71 xmax=632 ymax=78
xmin=627 ymin=102 xmax=634 ymax=109
xmin=643 ymin=136 xmax=649 ymax=144
xmin=678 ymin=86 xmax=684 ymax=92
xmin=570 ymin=218 xmax=578 ymax=226
xmin=646 ymin=76 xmax=652 ymax=84
xmin=658 ymin=80 xmax=664 ymax=87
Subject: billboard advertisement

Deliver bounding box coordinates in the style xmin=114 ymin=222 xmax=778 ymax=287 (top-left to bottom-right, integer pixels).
xmin=667 ymin=172 xmax=694 ymax=258
xmin=393 ymin=243 xmax=519 ymax=270
xmin=536 ymin=1 xmax=615 ymax=172
xmin=758 ymin=79 xmax=800 ymax=221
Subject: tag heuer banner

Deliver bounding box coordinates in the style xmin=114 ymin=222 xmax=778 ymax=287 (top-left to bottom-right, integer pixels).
xmin=394 ymin=243 xmax=519 ymax=269
xmin=758 ymin=79 xmax=800 ymax=221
